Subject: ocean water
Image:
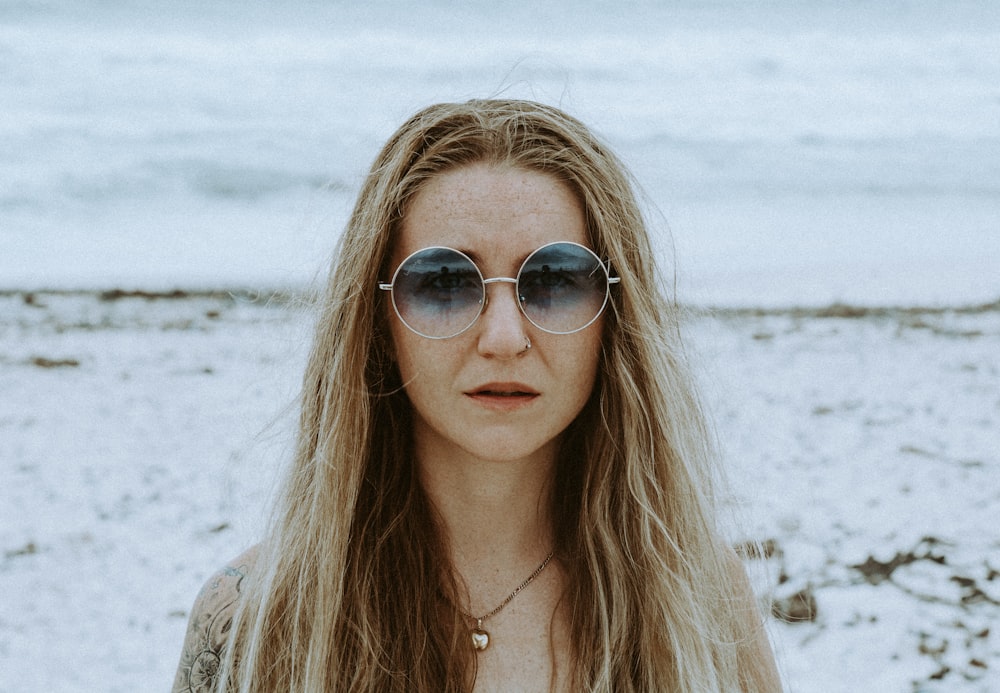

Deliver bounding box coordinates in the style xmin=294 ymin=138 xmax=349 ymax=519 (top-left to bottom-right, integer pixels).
xmin=2 ymin=0 xmax=998 ymax=305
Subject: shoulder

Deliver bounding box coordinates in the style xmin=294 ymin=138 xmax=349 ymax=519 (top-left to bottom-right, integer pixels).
xmin=172 ymin=546 xmax=260 ymax=693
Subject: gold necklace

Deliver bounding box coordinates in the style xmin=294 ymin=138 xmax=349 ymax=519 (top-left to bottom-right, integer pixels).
xmin=460 ymin=551 xmax=555 ymax=651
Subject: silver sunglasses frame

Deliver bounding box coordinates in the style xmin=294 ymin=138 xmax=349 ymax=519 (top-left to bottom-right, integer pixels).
xmin=378 ymin=240 xmax=621 ymax=339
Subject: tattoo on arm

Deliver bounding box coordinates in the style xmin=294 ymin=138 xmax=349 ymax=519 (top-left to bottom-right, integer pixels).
xmin=172 ymin=564 xmax=248 ymax=693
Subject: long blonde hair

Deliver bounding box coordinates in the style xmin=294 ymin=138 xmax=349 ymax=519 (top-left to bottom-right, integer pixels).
xmin=221 ymin=99 xmax=763 ymax=691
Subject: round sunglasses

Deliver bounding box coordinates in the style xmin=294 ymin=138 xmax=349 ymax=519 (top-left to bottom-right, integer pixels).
xmin=379 ymin=241 xmax=620 ymax=339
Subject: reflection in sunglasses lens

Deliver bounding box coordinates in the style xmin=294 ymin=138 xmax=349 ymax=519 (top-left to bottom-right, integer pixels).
xmin=518 ymin=244 xmax=607 ymax=334
xmin=393 ymin=249 xmax=483 ymax=338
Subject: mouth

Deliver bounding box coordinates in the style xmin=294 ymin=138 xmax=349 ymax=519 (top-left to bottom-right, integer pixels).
xmin=465 ymin=382 xmax=539 ymax=408
xmin=466 ymin=382 xmax=539 ymax=397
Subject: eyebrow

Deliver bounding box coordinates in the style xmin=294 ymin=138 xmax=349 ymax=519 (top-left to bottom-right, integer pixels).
xmin=453 ymin=247 xmax=482 ymax=264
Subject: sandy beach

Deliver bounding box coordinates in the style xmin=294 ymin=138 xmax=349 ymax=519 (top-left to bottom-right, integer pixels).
xmin=1 ymin=289 xmax=997 ymax=692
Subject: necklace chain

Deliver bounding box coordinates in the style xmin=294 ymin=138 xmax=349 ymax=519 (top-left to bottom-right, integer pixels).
xmin=462 ymin=550 xmax=554 ymax=623
xmin=459 ymin=550 xmax=554 ymax=651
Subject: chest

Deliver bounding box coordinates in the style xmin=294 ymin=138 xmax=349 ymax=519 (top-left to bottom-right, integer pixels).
xmin=466 ymin=582 xmax=572 ymax=693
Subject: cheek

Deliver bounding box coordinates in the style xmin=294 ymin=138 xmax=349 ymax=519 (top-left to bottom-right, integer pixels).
xmin=577 ymin=349 xmax=602 ymax=402
xmin=390 ymin=326 xmax=420 ymax=383
xmin=390 ymin=325 xmax=452 ymax=393
xmin=558 ymin=331 xmax=604 ymax=405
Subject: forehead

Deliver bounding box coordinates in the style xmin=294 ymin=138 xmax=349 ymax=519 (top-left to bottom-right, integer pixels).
xmin=395 ymin=164 xmax=587 ymax=269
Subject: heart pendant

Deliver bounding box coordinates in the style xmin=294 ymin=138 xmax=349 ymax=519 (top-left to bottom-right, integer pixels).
xmin=471 ymin=628 xmax=490 ymax=651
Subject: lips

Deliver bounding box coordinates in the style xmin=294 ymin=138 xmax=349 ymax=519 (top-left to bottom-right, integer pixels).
xmin=467 ymin=382 xmax=539 ymax=396
xmin=465 ymin=382 xmax=539 ymax=410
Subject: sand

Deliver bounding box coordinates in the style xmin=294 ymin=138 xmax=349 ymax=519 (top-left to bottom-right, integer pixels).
xmin=1 ymin=290 xmax=997 ymax=692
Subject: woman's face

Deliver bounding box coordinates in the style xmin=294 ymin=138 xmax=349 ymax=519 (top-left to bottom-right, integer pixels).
xmin=387 ymin=163 xmax=604 ymax=468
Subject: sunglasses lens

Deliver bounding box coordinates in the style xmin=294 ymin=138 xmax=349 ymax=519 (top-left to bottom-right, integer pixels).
xmin=391 ymin=247 xmax=484 ymax=338
xmin=517 ymin=243 xmax=610 ymax=333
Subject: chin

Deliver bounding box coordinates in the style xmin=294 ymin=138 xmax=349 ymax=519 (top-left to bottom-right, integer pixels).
xmin=464 ymin=432 xmax=561 ymax=465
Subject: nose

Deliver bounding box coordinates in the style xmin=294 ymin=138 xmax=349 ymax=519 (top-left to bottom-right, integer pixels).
xmin=476 ymin=279 xmax=530 ymax=359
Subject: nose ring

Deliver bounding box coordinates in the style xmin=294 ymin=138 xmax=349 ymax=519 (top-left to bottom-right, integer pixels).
xmin=523 ymin=337 xmax=531 ymax=352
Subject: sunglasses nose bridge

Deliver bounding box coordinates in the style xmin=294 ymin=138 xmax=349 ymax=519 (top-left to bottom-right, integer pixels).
xmin=479 ymin=276 xmax=525 ymax=322
xmin=481 ymin=276 xmax=519 ymax=305
xmin=481 ymin=276 xmax=518 ymax=288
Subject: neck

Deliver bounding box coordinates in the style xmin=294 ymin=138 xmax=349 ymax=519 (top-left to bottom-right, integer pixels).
xmin=415 ymin=442 xmax=558 ymax=611
xmin=422 ymin=455 xmax=555 ymax=557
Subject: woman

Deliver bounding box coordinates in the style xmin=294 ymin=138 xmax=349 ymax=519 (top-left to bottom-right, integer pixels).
xmin=173 ymin=99 xmax=781 ymax=692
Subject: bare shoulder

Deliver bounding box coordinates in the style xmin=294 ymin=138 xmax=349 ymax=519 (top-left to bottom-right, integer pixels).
xmin=172 ymin=546 xmax=260 ymax=693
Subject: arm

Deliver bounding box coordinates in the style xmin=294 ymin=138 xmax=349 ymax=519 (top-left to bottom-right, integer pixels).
xmin=172 ymin=549 xmax=256 ymax=693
